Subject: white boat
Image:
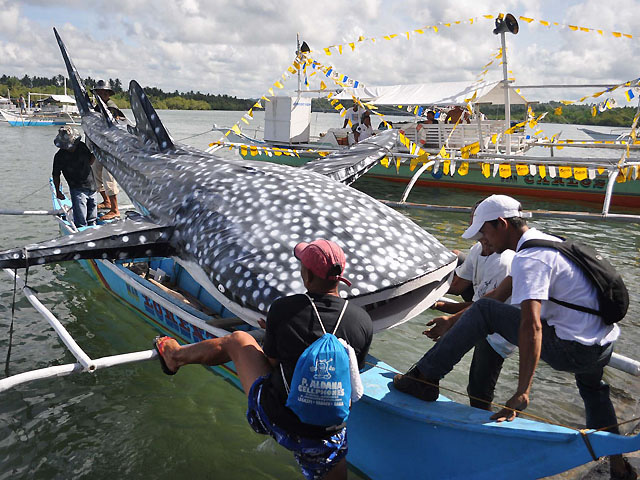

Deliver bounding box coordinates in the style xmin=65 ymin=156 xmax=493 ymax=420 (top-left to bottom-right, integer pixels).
xmin=0 ymin=93 xmax=80 ymax=126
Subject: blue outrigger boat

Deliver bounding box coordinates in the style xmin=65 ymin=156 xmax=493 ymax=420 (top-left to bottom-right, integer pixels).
xmin=0 ymin=27 xmax=638 ymax=480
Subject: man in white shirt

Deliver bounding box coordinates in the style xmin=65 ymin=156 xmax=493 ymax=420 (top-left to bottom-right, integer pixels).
xmin=432 ymin=239 xmax=516 ymax=410
xmin=343 ymin=104 xmax=363 ymax=128
xmin=394 ymin=194 xmax=633 ymax=479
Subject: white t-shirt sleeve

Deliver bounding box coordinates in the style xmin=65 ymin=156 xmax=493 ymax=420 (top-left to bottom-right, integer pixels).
xmin=455 ymin=243 xmax=481 ymax=282
xmin=510 ymin=254 xmax=553 ymax=304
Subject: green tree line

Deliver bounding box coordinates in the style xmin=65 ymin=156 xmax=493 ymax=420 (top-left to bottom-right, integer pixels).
xmin=0 ymin=74 xmax=256 ymax=111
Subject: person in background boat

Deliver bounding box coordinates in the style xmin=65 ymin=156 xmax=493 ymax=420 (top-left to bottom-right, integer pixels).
xmin=431 ymin=213 xmax=516 ymax=410
xmin=154 ymin=239 xmax=373 ymax=480
xmin=18 ymin=95 xmax=26 ymax=114
xmin=354 ymin=112 xmax=373 ymax=143
xmin=422 ymin=110 xmax=438 ymax=124
xmin=394 ymin=194 xmax=636 ymax=480
xmin=52 ymin=126 xmax=97 ymax=228
xmin=342 ymin=103 xmax=364 ymax=128
xmin=90 ymin=80 xmax=121 ymax=221
xmin=445 ymin=105 xmax=470 ymax=124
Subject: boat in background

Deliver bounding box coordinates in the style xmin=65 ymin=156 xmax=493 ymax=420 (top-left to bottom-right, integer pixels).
xmin=0 ymin=93 xmax=80 ymax=126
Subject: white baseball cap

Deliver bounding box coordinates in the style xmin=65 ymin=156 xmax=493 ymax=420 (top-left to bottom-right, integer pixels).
xmin=462 ymin=195 xmax=523 ymax=240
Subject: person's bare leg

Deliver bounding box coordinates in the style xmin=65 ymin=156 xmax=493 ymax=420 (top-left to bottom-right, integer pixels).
xmin=97 ymin=190 xmax=110 ymax=209
xmin=108 ymin=194 xmax=119 ymax=215
xmin=158 ymin=332 xmax=272 ymax=395
xmin=322 ymin=457 xmax=347 ymax=480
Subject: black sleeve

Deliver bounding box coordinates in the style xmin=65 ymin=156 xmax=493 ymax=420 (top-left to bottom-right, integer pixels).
xmin=52 ymin=151 xmax=62 ymax=177
xmin=356 ymin=318 xmax=373 ymax=371
xmin=262 ymin=299 xmax=283 ymax=359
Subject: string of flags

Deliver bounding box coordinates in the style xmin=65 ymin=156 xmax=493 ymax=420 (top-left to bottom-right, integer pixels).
xmin=309 ymin=13 xmax=636 ymax=60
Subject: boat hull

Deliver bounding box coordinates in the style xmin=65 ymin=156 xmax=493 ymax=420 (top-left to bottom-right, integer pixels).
xmin=240 ymin=151 xmax=640 ymax=209
xmin=0 ymin=109 xmax=79 ymax=126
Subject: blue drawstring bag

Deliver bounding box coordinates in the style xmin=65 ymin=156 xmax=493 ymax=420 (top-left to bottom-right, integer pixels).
xmin=281 ymin=295 xmax=352 ymax=426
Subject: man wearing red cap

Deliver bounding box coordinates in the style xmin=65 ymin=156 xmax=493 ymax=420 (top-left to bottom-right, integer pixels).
xmin=154 ymin=239 xmax=373 ymax=480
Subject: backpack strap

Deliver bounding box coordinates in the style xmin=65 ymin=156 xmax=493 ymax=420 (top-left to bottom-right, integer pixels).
xmin=280 ymin=294 xmax=350 ymax=395
xmin=303 ymin=293 xmax=349 ymax=335
xmin=518 ymin=238 xmax=600 ymax=316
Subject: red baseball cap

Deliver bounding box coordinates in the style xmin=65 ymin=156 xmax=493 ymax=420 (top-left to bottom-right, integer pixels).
xmin=294 ymin=239 xmax=352 ymax=286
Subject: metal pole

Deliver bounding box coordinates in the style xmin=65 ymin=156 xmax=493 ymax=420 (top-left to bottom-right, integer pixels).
xmin=602 ymin=169 xmax=620 ymax=216
xmin=500 ymin=32 xmax=511 ymax=155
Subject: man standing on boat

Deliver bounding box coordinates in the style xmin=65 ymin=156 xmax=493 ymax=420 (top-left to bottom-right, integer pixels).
xmin=52 ymin=126 xmax=97 ymax=228
xmin=394 ymin=194 xmax=636 ymax=479
xmin=90 ymin=80 xmax=121 ymax=221
xmin=343 ymin=103 xmax=364 ymax=129
xmin=154 ymin=239 xmax=373 ymax=480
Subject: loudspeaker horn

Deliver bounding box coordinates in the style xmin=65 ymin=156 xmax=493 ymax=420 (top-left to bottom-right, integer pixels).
xmin=493 ymin=13 xmax=519 ymax=35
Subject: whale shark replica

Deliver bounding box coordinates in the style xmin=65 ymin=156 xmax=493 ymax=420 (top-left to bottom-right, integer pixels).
xmin=0 ymin=29 xmax=457 ymax=332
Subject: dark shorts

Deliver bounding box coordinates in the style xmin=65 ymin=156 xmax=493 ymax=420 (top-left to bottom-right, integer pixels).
xmin=246 ymin=375 xmax=348 ymax=480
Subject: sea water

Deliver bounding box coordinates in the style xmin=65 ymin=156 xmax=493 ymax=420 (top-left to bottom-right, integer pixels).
xmin=0 ymin=111 xmax=638 ymax=479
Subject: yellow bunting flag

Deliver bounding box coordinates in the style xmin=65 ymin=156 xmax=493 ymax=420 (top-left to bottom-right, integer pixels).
xmin=240 ymin=145 xmax=248 ymax=156
xmin=573 ymin=167 xmax=588 ymax=180
xmin=380 ymin=157 xmax=390 ymax=168
xmin=554 ymin=107 xmax=562 ymax=115
xmin=539 ymin=165 xmax=547 ymax=178
xmin=516 ymin=164 xmax=529 ymax=176
xmin=231 ymin=124 xmax=242 ymax=135
xmin=320 ymin=81 xmax=327 ymax=90
xmin=592 ymin=106 xmax=597 ymax=117
xmin=443 ymin=160 xmax=450 ymax=175
xmin=324 ymin=48 xmax=332 ymax=55
xmin=410 ymin=157 xmax=419 ymax=171
xmin=250 ymin=146 xmax=258 ymax=157
xmin=458 ymin=161 xmax=469 ymax=176
xmin=481 ymin=163 xmax=491 ymax=178
xmin=438 ymin=146 xmax=449 ymax=159
xmin=559 ymin=166 xmax=572 ymax=178
xmin=499 ymin=164 xmax=512 ymax=178
xmin=241 ymin=117 xmax=250 ymax=124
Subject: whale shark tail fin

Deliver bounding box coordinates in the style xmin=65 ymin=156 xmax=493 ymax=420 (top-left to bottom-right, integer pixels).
xmin=53 ymin=27 xmax=92 ymax=115
xmin=300 ymin=130 xmax=397 ymax=185
xmin=129 ymin=80 xmax=175 ymax=151
xmin=0 ymin=218 xmax=175 ymax=269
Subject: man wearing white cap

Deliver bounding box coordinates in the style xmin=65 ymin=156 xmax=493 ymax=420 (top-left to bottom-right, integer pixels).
xmin=394 ymin=194 xmax=633 ymax=479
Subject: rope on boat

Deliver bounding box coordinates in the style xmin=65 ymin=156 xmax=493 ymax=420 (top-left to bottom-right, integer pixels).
xmin=4 ymin=269 xmax=17 ymax=377
xmin=580 ymin=430 xmax=600 ymax=461
xmin=16 ymin=182 xmax=50 ymax=203
xmin=365 ymin=360 xmax=640 ymax=447
xmin=176 ymin=128 xmax=214 ymax=142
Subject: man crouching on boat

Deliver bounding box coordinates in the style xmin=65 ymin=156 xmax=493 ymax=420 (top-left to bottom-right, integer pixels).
xmin=394 ymin=195 xmax=636 ymax=480
xmin=154 ymin=239 xmax=373 ymax=480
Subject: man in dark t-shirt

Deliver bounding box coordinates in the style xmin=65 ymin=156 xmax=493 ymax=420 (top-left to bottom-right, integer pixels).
xmin=52 ymin=126 xmax=97 ymax=227
xmin=154 ymin=239 xmax=373 ymax=480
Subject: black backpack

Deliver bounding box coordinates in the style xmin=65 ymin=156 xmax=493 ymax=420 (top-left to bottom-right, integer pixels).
xmin=518 ymin=238 xmax=629 ymax=325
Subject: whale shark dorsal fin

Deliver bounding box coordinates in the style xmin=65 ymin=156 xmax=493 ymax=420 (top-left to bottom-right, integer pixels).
xmin=94 ymin=93 xmax=115 ymax=128
xmin=128 ymin=80 xmax=174 ymax=151
xmin=53 ymin=27 xmax=91 ymax=115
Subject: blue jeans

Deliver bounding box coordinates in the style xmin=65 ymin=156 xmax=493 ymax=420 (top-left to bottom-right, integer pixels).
xmin=70 ymin=188 xmax=97 ymax=227
xmin=416 ymin=298 xmax=618 ymax=432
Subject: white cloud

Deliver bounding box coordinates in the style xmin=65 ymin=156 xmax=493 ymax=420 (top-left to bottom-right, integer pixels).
xmin=0 ymin=0 xmax=639 ymax=103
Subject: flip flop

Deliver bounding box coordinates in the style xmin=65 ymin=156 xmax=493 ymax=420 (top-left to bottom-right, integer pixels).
xmin=97 ymin=202 xmax=111 ymax=210
xmin=153 ymin=336 xmax=177 ymax=375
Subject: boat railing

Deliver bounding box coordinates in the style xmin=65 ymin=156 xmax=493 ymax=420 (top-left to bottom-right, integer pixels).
xmin=395 ymin=120 xmax=531 ymax=154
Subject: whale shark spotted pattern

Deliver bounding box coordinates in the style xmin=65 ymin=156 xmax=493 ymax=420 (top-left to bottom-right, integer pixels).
xmin=0 ymin=29 xmax=457 ymax=331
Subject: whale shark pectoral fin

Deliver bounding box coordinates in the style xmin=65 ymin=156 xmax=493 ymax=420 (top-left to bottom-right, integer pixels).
xmin=94 ymin=94 xmax=115 ymax=128
xmin=128 ymin=80 xmax=174 ymax=152
xmin=300 ymin=130 xmax=398 ymax=185
xmin=0 ymin=218 xmax=176 ymax=269
xmin=53 ymin=27 xmax=92 ymax=115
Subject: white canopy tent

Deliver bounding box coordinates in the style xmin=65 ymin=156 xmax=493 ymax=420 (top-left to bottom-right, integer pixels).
xmin=335 ymin=80 xmax=527 ymax=106
xmin=45 ymin=94 xmax=76 ymax=104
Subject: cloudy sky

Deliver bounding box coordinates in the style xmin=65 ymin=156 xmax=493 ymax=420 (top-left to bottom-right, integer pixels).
xmin=1 ymin=0 xmax=639 ymax=102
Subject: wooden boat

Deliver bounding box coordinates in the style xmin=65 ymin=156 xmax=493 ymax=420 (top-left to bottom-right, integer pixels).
xmin=0 ymin=93 xmax=80 ymax=126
